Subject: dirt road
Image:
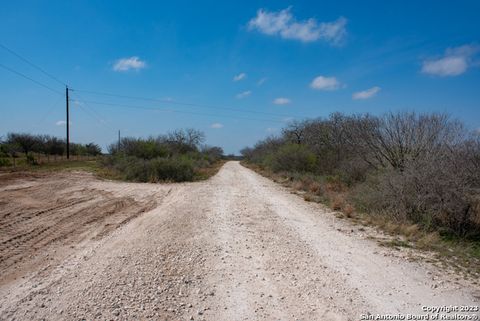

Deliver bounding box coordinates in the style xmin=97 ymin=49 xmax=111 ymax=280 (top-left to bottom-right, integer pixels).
xmin=0 ymin=161 xmax=478 ymax=320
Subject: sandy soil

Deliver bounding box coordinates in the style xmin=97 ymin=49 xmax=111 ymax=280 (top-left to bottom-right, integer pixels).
xmin=0 ymin=162 xmax=478 ymax=320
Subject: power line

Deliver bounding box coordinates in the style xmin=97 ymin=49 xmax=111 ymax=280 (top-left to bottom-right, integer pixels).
xmin=0 ymin=63 xmax=63 ymax=95
xmin=75 ymin=99 xmax=286 ymax=123
xmin=73 ymin=89 xmax=296 ymax=118
xmin=36 ymin=95 xmax=65 ymax=126
xmin=0 ymin=45 xmax=293 ymax=126
xmin=70 ymin=92 xmax=116 ymax=131
xmin=0 ymin=43 xmax=67 ymax=86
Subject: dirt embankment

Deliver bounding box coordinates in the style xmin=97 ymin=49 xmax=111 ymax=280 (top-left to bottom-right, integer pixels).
xmin=0 ymin=171 xmax=168 ymax=286
xmin=0 ymin=163 xmax=479 ymax=320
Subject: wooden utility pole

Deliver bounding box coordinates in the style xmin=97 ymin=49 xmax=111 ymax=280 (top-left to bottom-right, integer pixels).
xmin=66 ymin=86 xmax=70 ymax=159
xmin=118 ymin=130 xmax=121 ymax=151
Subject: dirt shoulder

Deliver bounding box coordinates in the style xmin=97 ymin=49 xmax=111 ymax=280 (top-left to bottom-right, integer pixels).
xmin=0 ymin=171 xmax=171 ymax=287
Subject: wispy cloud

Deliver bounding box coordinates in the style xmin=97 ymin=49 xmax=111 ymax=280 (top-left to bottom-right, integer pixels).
xmin=72 ymin=100 xmax=84 ymax=107
xmin=352 ymin=86 xmax=381 ymax=100
xmin=210 ymin=123 xmax=224 ymax=129
xmin=266 ymin=127 xmax=277 ymax=133
xmin=236 ymin=90 xmax=251 ymax=99
xmin=310 ymin=76 xmax=341 ymax=91
xmin=56 ymin=120 xmax=71 ymax=126
xmin=248 ymin=7 xmax=347 ymax=45
xmin=233 ymin=73 xmax=247 ymax=81
xmin=113 ymin=56 xmax=147 ymax=72
xmin=273 ymin=97 xmax=291 ymax=105
xmin=257 ymin=77 xmax=268 ymax=86
xmin=421 ymin=44 xmax=479 ymax=77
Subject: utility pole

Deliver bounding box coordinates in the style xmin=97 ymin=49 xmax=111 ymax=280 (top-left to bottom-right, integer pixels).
xmin=118 ymin=130 xmax=121 ymax=151
xmin=66 ymin=86 xmax=70 ymax=159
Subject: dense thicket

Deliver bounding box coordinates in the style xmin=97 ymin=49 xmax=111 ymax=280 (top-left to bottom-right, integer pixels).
xmin=0 ymin=133 xmax=101 ymax=161
xmin=242 ymin=112 xmax=480 ymax=238
xmin=104 ymin=128 xmax=223 ymax=182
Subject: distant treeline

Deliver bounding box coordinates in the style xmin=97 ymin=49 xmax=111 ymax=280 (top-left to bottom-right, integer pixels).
xmin=0 ymin=133 xmax=102 ymax=160
xmin=242 ymin=112 xmax=480 ymax=238
xmin=104 ymin=128 xmax=224 ymax=182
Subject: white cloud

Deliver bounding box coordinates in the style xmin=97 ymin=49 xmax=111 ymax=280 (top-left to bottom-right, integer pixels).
xmin=283 ymin=117 xmax=294 ymax=122
xmin=210 ymin=123 xmax=224 ymax=129
xmin=421 ymin=44 xmax=479 ymax=77
xmin=352 ymin=86 xmax=381 ymax=100
xmin=310 ymin=76 xmax=341 ymax=91
xmin=233 ymin=73 xmax=247 ymax=81
xmin=248 ymin=7 xmax=347 ymax=45
xmin=236 ymin=90 xmax=251 ymax=99
xmin=56 ymin=120 xmax=71 ymax=126
xmin=273 ymin=97 xmax=291 ymax=105
xmin=113 ymin=56 xmax=146 ymax=71
xmin=257 ymin=77 xmax=268 ymax=86
xmin=422 ymin=57 xmax=467 ymax=76
xmin=266 ymin=127 xmax=277 ymax=133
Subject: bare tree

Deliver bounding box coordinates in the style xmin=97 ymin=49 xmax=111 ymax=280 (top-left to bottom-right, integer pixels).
xmin=282 ymin=120 xmax=307 ymax=145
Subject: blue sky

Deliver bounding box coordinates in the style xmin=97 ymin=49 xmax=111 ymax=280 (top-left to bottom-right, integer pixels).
xmin=1 ymin=1 xmax=479 ymax=154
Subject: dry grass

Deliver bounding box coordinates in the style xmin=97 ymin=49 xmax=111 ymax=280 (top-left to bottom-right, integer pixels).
xmin=242 ymin=161 xmax=480 ymax=278
xmin=417 ymin=232 xmax=441 ymax=248
xmin=303 ymin=194 xmax=314 ymax=202
xmin=308 ymin=181 xmax=322 ymax=194
xmin=325 ymin=180 xmax=346 ymax=193
xmin=292 ymin=180 xmax=306 ymax=191
xmin=330 ymin=196 xmax=344 ymax=210
xmin=194 ymin=160 xmax=227 ymax=181
xmin=342 ymin=203 xmax=355 ymax=218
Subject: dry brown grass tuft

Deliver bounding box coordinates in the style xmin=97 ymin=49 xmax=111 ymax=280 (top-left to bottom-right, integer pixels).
xmin=291 ymin=181 xmax=305 ymax=190
xmin=304 ymin=194 xmax=314 ymax=202
xmin=308 ymin=181 xmax=322 ymax=194
xmin=331 ymin=195 xmax=344 ymax=211
xmin=401 ymin=224 xmax=420 ymax=239
xmin=325 ymin=181 xmax=346 ymax=193
xmin=342 ymin=203 xmax=355 ymax=218
xmin=417 ymin=232 xmax=441 ymax=249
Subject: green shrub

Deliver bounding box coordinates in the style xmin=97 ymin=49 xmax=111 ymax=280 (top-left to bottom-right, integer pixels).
xmin=105 ymin=155 xmax=196 ymax=183
xmin=26 ymin=153 xmax=38 ymax=165
xmin=0 ymin=158 xmax=11 ymax=167
xmin=270 ymin=144 xmax=317 ymax=173
xmin=112 ymin=156 xmax=149 ymax=182
xmin=149 ymin=157 xmax=195 ymax=182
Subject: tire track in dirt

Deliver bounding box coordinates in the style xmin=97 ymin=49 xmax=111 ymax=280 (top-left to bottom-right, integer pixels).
xmin=0 ymin=172 xmax=163 ymax=286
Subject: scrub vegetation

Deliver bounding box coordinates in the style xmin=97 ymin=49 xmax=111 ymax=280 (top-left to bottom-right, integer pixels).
xmin=241 ymin=112 xmax=480 ymax=268
xmin=0 ymin=129 xmax=224 ymax=183
xmin=104 ymin=128 xmax=224 ymax=182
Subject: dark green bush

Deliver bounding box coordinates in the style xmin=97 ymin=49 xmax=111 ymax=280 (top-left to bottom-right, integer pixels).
xmin=106 ymin=156 xmax=197 ymax=183
xmin=26 ymin=153 xmax=38 ymax=165
xmin=270 ymin=144 xmax=317 ymax=173
xmin=149 ymin=157 xmax=195 ymax=182
xmin=0 ymin=158 xmax=11 ymax=167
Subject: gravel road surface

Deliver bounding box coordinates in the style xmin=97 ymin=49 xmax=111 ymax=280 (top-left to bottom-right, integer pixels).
xmin=0 ymin=161 xmax=478 ymax=320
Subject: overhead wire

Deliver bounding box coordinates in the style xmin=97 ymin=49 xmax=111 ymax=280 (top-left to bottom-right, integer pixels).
xmin=0 ymin=63 xmax=64 ymax=95
xmin=70 ymin=92 xmax=117 ymax=132
xmin=0 ymin=43 xmax=67 ymax=86
xmin=73 ymin=89 xmax=296 ymax=118
xmin=0 ymin=44 xmax=296 ymax=126
xmin=72 ymin=99 xmax=286 ymax=124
